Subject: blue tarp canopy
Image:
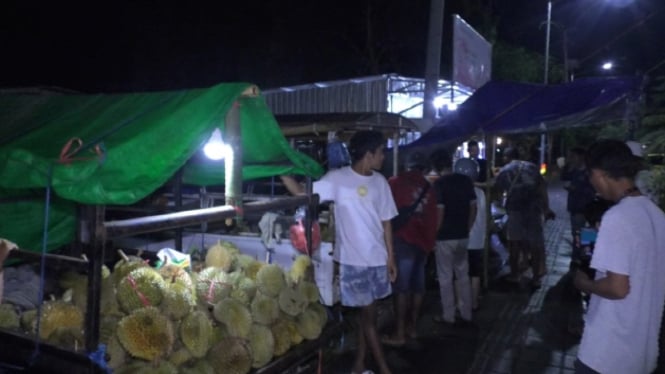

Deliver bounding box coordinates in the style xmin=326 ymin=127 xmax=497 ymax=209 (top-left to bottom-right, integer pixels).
xmin=407 ymin=76 xmax=643 ymax=148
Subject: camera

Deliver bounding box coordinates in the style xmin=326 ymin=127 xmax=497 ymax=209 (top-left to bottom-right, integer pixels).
xmin=576 ymin=227 xmax=597 ymax=279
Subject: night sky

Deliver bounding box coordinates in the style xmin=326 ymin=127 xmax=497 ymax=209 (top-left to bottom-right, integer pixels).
xmin=1 ymin=0 xmax=663 ymax=93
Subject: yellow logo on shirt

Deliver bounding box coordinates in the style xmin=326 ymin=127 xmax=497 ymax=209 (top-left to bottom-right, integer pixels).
xmin=357 ymin=186 xmax=368 ymax=197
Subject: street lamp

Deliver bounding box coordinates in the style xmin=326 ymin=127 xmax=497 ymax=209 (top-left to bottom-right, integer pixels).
xmin=539 ymin=1 xmax=554 ymax=168
xmin=602 ymin=61 xmax=614 ymax=70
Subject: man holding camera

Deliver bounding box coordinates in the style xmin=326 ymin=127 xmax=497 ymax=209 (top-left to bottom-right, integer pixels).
xmin=574 ymin=140 xmax=665 ymax=374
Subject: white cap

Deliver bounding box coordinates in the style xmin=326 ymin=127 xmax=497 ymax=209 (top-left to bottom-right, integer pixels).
xmin=625 ymin=141 xmax=643 ymax=157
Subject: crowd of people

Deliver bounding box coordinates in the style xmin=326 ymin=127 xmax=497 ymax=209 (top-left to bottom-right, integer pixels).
xmin=1 ymin=129 xmax=663 ymax=374
xmin=282 ymin=130 xmax=664 ymax=374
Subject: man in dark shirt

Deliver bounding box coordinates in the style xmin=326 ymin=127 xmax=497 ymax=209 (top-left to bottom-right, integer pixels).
xmin=467 ymin=140 xmax=488 ymax=184
xmin=561 ymin=147 xmax=596 ymax=261
xmin=430 ymin=150 xmax=477 ymax=324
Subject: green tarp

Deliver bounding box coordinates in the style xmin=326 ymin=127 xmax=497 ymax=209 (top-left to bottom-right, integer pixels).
xmin=0 ymin=82 xmax=324 ymax=251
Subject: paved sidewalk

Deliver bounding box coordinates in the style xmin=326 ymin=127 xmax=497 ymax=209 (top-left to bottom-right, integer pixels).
xmin=323 ymin=181 xmax=584 ymax=374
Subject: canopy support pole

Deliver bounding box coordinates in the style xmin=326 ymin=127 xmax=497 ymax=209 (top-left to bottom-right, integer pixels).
xmin=225 ymin=100 xmax=243 ymax=218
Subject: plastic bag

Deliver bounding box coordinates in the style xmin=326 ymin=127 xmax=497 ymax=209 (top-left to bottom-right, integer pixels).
xmin=289 ymin=207 xmax=321 ymax=254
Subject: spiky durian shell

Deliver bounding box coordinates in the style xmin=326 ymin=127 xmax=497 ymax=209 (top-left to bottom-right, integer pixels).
xmin=47 ymin=326 xmax=84 ymax=351
xmin=168 ymin=347 xmax=193 ymax=367
xmin=278 ymin=286 xmax=307 ymax=317
xmin=232 ymin=274 xmax=257 ymax=301
xmin=206 ymin=337 xmax=252 ymax=374
xmin=180 ymin=310 xmax=213 ymax=358
xmin=179 ymin=360 xmax=216 ymax=374
xmin=161 ymin=281 xmax=196 ymax=320
xmin=38 ymin=301 xmax=84 ymax=340
xmin=106 ymin=333 xmax=127 ymax=370
xmin=0 ymin=304 xmax=20 ymax=329
xmin=116 ymin=306 xmax=175 ymax=361
xmin=296 ymin=308 xmax=322 ymax=340
xmin=288 ymin=255 xmax=312 ymax=284
xmin=297 ymin=280 xmax=320 ymax=304
xmin=248 ymin=323 xmax=275 ymax=368
xmin=159 ymin=264 xmax=194 ymax=289
xmin=283 ymin=317 xmax=304 ymax=345
xmin=212 ymin=298 xmax=252 ymax=339
xmin=235 ymin=255 xmax=265 ymax=279
xmin=205 ymin=241 xmax=238 ymax=271
xmin=116 ymin=267 xmax=166 ymax=313
xmin=195 ymin=268 xmax=233 ymax=305
xmin=255 ymin=264 xmax=286 ymax=297
xmin=20 ymin=309 xmax=37 ymax=334
xmin=250 ymin=293 xmax=279 ymax=325
xmin=308 ymin=302 xmax=329 ymax=329
xmin=134 ymin=361 xmax=178 ymax=374
xmin=270 ymin=319 xmax=292 ymax=356
xmin=112 ymin=256 xmax=148 ymax=285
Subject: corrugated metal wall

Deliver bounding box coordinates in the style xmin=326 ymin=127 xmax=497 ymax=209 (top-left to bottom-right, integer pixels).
xmin=263 ymin=75 xmax=393 ymax=115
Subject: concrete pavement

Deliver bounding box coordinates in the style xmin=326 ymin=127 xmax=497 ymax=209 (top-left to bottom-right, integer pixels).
xmin=324 ymin=180 xmax=585 ymax=374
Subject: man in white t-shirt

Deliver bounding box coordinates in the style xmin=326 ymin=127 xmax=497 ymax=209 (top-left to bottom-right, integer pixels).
xmin=574 ymin=139 xmax=665 ymax=374
xmin=281 ymin=130 xmax=398 ymax=374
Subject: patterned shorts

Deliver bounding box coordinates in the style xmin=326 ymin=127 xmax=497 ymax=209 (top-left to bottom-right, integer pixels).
xmin=339 ymin=264 xmax=392 ymax=307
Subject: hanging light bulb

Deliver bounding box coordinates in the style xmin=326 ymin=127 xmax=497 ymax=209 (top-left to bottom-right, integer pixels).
xmin=203 ymin=128 xmax=231 ymax=160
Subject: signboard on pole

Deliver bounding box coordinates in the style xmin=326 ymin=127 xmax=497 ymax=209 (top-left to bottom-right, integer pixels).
xmin=452 ymin=14 xmax=492 ymax=90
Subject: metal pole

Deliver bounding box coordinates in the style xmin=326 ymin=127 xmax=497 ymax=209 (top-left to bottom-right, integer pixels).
xmin=540 ymin=1 xmax=552 ymax=168
xmin=225 ymin=100 xmax=243 ymax=215
xmin=423 ymin=0 xmax=445 ymax=123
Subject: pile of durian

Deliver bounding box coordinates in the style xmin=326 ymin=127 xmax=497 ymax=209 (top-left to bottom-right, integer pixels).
xmin=0 ymin=241 xmax=328 ymax=374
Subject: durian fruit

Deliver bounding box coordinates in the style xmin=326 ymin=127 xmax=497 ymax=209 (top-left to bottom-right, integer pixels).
xmin=283 ymin=317 xmax=304 ymax=345
xmin=37 ymin=300 xmax=84 ymax=340
xmin=20 ymin=309 xmax=37 ymax=334
xmin=159 ymin=264 xmax=193 ymax=289
xmin=232 ymin=273 xmax=257 ymax=301
xmin=0 ymin=303 xmax=20 ymax=329
xmin=134 ymin=361 xmax=178 ymax=374
xmin=113 ymin=250 xmax=148 ymax=285
xmin=255 ymin=264 xmax=286 ymax=297
xmin=58 ymin=271 xmax=87 ymax=291
xmin=168 ymin=347 xmax=193 ymax=367
xmin=64 ymin=273 xmax=120 ymax=317
xmin=308 ymin=302 xmax=329 ymax=329
xmin=99 ymin=315 xmax=120 ymax=345
xmin=113 ymin=360 xmax=151 ymax=374
xmin=106 ymin=333 xmax=127 ymax=370
xmin=100 ymin=276 xmax=122 ymax=317
xmin=248 ymin=323 xmax=275 ymax=368
xmin=161 ymin=281 xmax=196 ymax=320
xmin=206 ymin=337 xmax=252 ymax=374
xmin=212 ymin=298 xmax=252 ymax=339
xmin=47 ymin=326 xmax=84 ymax=351
xmin=278 ymin=286 xmax=308 ymax=317
xmin=288 ymin=255 xmax=312 ymax=284
xmin=180 ymin=360 xmax=216 ymax=374
xmin=270 ymin=319 xmax=292 ymax=357
xmin=297 ymin=280 xmax=320 ymax=304
xmin=116 ymin=267 xmax=166 ymax=313
xmin=250 ymin=293 xmax=279 ymax=325
xmin=295 ymin=308 xmax=322 ymax=340
xmin=117 ymin=306 xmax=175 ymax=361
xmin=210 ymin=323 xmax=229 ymax=346
xmin=205 ymin=241 xmax=239 ymax=271
xmin=180 ymin=310 xmax=213 ymax=358
xmin=195 ymin=268 xmax=233 ymax=305
xmin=102 ymin=264 xmax=111 ymax=279
xmin=229 ymin=288 xmax=252 ymax=306
xmin=235 ymin=255 xmax=264 ymax=280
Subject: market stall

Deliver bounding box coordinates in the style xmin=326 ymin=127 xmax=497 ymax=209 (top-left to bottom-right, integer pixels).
xmin=0 ymin=83 xmax=340 ymax=373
